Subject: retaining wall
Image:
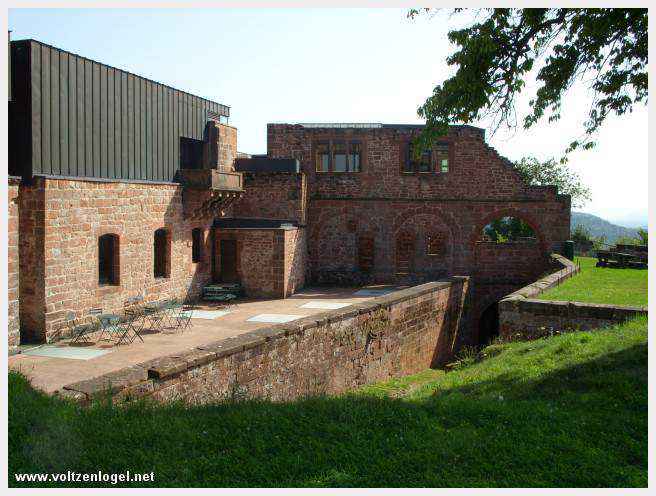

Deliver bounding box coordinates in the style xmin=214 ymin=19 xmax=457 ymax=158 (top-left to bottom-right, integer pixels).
xmin=499 ymin=254 xmax=647 ymax=340
xmin=61 ymin=278 xmax=469 ymax=405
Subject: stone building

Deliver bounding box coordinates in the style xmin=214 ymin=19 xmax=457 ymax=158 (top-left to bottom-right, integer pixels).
xmin=7 ymin=39 xmax=570 ymax=354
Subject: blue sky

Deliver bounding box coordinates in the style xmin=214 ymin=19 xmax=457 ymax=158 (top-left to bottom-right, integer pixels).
xmin=9 ymin=8 xmax=648 ymax=227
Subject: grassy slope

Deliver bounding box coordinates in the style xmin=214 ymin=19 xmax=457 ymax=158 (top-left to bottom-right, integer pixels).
xmin=9 ymin=317 xmax=647 ymax=488
xmin=537 ymin=257 xmax=647 ymax=306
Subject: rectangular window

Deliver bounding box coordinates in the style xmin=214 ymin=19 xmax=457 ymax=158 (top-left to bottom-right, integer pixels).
xmin=348 ymin=142 xmax=362 ymax=172
xmin=333 ymin=141 xmax=347 ymax=172
xmin=435 ymin=142 xmax=449 ymax=173
xmin=426 ymin=234 xmax=442 ymax=256
xmin=315 ymin=142 xmax=330 ymax=172
xmin=405 ymin=142 xmax=432 ymax=173
xmin=98 ymin=234 xmax=120 ymax=285
xmin=315 ymin=140 xmax=363 ymax=172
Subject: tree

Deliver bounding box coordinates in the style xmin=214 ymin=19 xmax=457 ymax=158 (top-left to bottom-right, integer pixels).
xmin=513 ymin=156 xmax=591 ymax=207
xmin=571 ymin=223 xmax=592 ymax=244
xmin=409 ymin=9 xmax=647 ymax=158
xmin=483 ymin=216 xmax=536 ymax=243
xmin=636 ymin=228 xmax=648 ymax=246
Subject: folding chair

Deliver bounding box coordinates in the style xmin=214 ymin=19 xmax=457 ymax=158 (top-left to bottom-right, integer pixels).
xmin=172 ymin=301 xmax=194 ymax=332
xmin=65 ymin=311 xmax=97 ymax=344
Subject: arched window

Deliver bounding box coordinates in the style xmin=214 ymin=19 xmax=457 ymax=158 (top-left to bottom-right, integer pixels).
xmin=98 ymin=234 xmax=120 ymax=285
xmin=154 ymin=228 xmax=171 ymax=278
xmin=481 ymin=216 xmax=536 ymax=243
xmin=192 ymin=228 xmax=203 ymax=263
xmin=395 ymin=231 xmax=415 ymax=275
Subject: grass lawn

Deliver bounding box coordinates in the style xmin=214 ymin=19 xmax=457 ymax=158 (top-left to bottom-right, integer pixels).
xmin=537 ymin=256 xmax=648 ymax=307
xmin=9 ymin=317 xmax=647 ymax=488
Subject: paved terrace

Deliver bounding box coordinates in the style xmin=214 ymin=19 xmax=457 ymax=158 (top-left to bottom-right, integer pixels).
xmin=9 ymin=286 xmax=399 ymax=394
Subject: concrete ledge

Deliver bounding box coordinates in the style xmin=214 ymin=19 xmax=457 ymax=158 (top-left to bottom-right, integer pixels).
xmin=60 ymin=278 xmax=470 ymax=404
xmin=499 ymin=254 xmax=647 ymax=341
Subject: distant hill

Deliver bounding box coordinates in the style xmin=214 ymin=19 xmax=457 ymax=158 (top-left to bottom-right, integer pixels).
xmin=571 ymin=212 xmax=640 ymax=243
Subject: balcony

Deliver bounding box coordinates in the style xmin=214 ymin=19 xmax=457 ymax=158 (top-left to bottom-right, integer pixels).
xmin=178 ymin=168 xmax=244 ymax=192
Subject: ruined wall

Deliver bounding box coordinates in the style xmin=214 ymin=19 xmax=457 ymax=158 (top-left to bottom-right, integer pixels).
xmin=232 ymin=172 xmax=307 ymax=225
xmin=18 ymin=176 xmax=215 ymax=343
xmin=8 ymin=177 xmax=21 ymax=352
xmin=267 ymin=124 xmax=571 ymax=340
xmin=62 ymin=278 xmax=470 ymax=405
xmin=498 ymin=254 xmax=647 ymax=340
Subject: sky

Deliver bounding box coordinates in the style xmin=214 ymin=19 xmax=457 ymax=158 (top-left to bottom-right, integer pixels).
xmin=8 ymin=8 xmax=648 ymax=227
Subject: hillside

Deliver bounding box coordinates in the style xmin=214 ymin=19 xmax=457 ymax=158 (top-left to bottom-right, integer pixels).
xmin=571 ymin=211 xmax=640 ymax=243
xmin=9 ymin=317 xmax=647 ymax=487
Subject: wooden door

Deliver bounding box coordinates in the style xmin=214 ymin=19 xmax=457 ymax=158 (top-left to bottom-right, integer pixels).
xmin=220 ymin=239 xmax=238 ymax=283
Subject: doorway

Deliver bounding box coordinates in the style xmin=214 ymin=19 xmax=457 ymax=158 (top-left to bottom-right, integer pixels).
xmin=478 ymin=302 xmax=499 ymax=345
xmin=219 ymin=239 xmax=239 ymax=283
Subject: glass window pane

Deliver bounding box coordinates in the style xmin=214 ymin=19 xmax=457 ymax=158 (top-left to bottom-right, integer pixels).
xmin=333 ymin=142 xmax=347 ymax=172
xmin=316 ymin=143 xmax=330 ymax=172
xmin=348 ymin=142 xmax=361 ymax=172
xmin=435 ymin=142 xmax=449 ymax=173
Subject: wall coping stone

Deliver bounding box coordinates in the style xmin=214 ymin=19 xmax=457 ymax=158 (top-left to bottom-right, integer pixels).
xmin=500 ymin=253 xmax=579 ymax=302
xmin=62 ymin=278 xmax=467 ymax=400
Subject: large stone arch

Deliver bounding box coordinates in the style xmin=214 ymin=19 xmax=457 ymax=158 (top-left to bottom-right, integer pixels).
xmin=469 ymin=207 xmax=547 ymax=250
xmin=390 ymin=205 xmax=459 ymax=280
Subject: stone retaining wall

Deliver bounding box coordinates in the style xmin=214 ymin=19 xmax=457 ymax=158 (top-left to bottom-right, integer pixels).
xmin=61 ymin=278 xmax=469 ymax=405
xmin=499 ymin=254 xmax=646 ymax=340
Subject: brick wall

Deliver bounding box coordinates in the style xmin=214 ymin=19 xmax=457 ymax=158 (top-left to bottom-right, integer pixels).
xmin=267 ymin=124 xmax=571 ymax=338
xmin=19 ymin=176 xmax=215 ymax=343
xmin=62 ymin=277 xmax=470 ymax=405
xmin=284 ymin=227 xmax=307 ymax=296
xmin=203 ymin=122 xmax=237 ymax=172
xmin=232 ymin=172 xmax=307 ymax=224
xmin=8 ymin=177 xmax=21 ymax=352
xmin=215 ymin=226 xmax=306 ymax=298
xmin=498 ymin=254 xmax=647 ymax=340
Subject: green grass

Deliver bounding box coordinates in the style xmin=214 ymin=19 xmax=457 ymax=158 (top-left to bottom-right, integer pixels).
xmin=9 ymin=317 xmax=647 ymax=488
xmin=537 ymin=256 xmax=647 ymax=306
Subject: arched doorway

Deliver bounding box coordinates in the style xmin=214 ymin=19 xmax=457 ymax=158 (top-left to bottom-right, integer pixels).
xmin=479 ymin=302 xmax=499 ymax=346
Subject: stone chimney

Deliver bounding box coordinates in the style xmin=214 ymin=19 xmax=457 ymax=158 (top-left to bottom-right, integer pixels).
xmin=203 ymin=121 xmax=237 ymax=172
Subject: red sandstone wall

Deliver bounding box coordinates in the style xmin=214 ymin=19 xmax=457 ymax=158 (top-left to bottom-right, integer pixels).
xmin=19 ymin=177 xmax=214 ymax=342
xmin=232 ymin=172 xmax=307 ymax=224
xmin=215 ymin=228 xmax=283 ymax=298
xmin=267 ymin=124 xmax=571 ymax=332
xmin=63 ymin=278 xmax=470 ymax=404
xmin=284 ymin=227 xmax=306 ymax=296
xmin=8 ymin=178 xmax=21 ymax=351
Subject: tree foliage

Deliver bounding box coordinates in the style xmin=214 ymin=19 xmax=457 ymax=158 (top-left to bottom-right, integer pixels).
xmin=483 ymin=216 xmax=536 ymax=243
xmin=513 ymin=156 xmax=591 ymax=207
xmin=409 ymin=8 xmax=648 ymax=157
xmin=571 ymin=223 xmax=592 ymax=244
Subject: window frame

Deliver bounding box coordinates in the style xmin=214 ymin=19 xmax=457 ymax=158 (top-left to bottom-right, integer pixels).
xmin=98 ymin=233 xmax=120 ymax=286
xmin=401 ymin=138 xmax=453 ymax=175
xmin=313 ymin=139 xmax=365 ymax=173
xmin=154 ymin=228 xmax=171 ymax=279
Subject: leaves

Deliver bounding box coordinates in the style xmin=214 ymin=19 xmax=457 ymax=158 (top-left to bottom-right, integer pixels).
xmin=415 ymin=9 xmax=647 ymax=159
xmin=513 ymin=156 xmax=591 ymax=208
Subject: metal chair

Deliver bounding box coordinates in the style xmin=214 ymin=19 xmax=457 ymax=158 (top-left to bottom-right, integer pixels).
xmin=65 ymin=311 xmax=97 ymax=344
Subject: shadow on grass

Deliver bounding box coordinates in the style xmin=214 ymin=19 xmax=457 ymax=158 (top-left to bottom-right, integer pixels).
xmin=9 ymin=343 xmax=647 ymax=488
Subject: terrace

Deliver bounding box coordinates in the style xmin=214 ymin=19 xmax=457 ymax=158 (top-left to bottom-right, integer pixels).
xmin=8 ymin=286 xmax=400 ymax=394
